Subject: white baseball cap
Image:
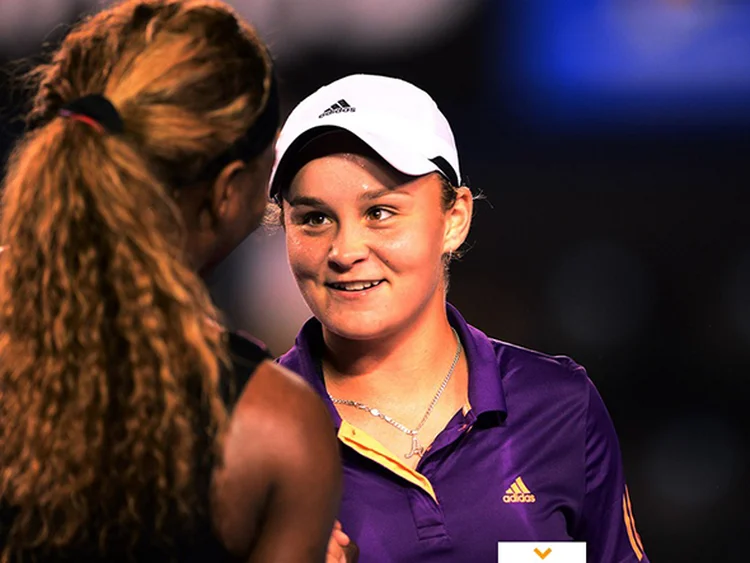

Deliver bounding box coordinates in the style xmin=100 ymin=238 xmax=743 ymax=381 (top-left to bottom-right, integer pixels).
xmin=268 ymin=74 xmax=461 ymax=202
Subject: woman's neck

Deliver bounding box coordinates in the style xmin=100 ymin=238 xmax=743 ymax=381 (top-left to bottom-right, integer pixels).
xmin=321 ymin=300 xmax=460 ymax=401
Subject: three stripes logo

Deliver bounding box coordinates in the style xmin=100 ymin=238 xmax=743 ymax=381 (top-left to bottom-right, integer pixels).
xmin=502 ymin=476 xmax=536 ymax=504
xmin=319 ymin=99 xmax=356 ymax=118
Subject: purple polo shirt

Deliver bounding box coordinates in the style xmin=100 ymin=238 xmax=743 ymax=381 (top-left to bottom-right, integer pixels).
xmin=278 ymin=304 xmax=648 ymax=563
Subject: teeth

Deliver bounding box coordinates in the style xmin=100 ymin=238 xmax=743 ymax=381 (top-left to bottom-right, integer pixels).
xmin=331 ymin=280 xmax=382 ymax=291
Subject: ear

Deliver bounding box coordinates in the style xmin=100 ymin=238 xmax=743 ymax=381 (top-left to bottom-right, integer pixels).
xmin=442 ymin=186 xmax=473 ymax=255
xmin=206 ymin=160 xmax=248 ymax=228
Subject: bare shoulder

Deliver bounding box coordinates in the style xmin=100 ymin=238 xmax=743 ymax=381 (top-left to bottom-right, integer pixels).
xmin=211 ymin=360 xmax=341 ymax=560
xmin=235 ymin=361 xmax=338 ymax=460
xmin=241 ymin=360 xmax=331 ymax=420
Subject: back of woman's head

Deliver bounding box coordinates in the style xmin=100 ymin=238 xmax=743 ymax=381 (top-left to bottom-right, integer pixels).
xmin=0 ymin=0 xmax=273 ymax=559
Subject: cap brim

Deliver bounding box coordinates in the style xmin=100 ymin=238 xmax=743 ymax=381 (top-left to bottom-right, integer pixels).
xmin=269 ymin=123 xmax=443 ymax=201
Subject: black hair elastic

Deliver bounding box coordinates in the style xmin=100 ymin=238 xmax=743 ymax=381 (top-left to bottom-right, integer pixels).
xmin=59 ymin=94 xmax=124 ymax=134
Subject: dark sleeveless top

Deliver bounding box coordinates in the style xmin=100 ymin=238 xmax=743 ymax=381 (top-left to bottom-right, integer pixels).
xmin=0 ymin=332 xmax=271 ymax=562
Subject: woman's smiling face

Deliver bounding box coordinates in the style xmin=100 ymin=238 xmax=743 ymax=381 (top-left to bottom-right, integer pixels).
xmin=283 ymin=150 xmax=457 ymax=341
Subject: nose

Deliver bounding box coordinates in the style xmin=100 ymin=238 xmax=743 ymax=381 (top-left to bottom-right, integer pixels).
xmin=328 ymin=221 xmax=369 ymax=271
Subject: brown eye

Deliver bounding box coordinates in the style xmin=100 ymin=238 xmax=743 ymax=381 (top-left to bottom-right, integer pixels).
xmin=302 ymin=212 xmax=331 ymax=226
xmin=367 ymin=207 xmax=394 ymax=221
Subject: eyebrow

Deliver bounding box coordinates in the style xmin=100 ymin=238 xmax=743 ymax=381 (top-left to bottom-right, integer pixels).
xmin=359 ymin=185 xmax=405 ymax=201
xmin=286 ymin=195 xmax=327 ymax=207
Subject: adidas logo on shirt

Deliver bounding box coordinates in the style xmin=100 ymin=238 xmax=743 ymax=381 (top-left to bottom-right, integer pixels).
xmin=319 ymin=99 xmax=356 ymax=118
xmin=502 ymin=476 xmax=536 ymax=503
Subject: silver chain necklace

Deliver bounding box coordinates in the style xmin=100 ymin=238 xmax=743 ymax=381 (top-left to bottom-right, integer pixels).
xmin=328 ymin=328 xmax=463 ymax=460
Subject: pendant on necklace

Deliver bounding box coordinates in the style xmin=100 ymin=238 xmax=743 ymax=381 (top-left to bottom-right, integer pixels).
xmin=404 ymin=433 xmax=425 ymax=459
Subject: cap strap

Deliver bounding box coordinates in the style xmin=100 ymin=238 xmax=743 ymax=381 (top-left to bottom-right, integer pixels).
xmin=429 ymin=156 xmax=459 ymax=187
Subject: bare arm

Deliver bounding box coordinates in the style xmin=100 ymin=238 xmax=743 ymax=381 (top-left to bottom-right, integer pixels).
xmin=212 ymin=360 xmax=342 ymax=563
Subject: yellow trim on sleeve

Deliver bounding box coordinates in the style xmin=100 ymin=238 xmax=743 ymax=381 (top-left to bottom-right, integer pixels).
xmin=625 ymin=486 xmax=645 ymax=554
xmin=622 ymin=492 xmax=644 ymax=561
xmin=337 ymin=420 xmax=437 ymax=503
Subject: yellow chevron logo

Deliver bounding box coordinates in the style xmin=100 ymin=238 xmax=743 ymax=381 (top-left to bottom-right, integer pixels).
xmin=502 ymin=476 xmax=536 ymax=503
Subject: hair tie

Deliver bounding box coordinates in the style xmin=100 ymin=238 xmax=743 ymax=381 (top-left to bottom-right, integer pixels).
xmin=59 ymin=94 xmax=124 ymax=134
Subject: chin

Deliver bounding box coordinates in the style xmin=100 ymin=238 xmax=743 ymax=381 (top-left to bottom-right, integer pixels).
xmin=316 ymin=308 xmax=396 ymax=341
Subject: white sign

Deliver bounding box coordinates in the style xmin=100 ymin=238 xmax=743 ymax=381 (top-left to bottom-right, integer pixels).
xmin=497 ymin=542 xmax=586 ymax=563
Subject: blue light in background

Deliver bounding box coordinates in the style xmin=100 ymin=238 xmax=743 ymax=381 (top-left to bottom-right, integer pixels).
xmin=503 ymin=0 xmax=750 ymax=130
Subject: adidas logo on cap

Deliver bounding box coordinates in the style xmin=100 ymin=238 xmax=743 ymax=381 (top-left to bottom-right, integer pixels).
xmin=319 ymin=99 xmax=356 ymax=118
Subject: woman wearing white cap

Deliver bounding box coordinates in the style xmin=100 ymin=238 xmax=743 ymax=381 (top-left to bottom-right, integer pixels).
xmin=269 ymin=74 xmax=648 ymax=563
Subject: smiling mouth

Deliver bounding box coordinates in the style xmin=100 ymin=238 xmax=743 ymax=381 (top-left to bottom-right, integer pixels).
xmin=327 ymin=280 xmax=384 ymax=292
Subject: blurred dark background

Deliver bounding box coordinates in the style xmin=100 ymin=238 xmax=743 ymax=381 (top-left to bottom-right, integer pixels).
xmin=2 ymin=1 xmax=749 ymax=560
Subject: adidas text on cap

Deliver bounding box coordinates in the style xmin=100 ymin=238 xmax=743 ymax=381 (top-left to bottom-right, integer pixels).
xmin=269 ymin=74 xmax=462 ymax=202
